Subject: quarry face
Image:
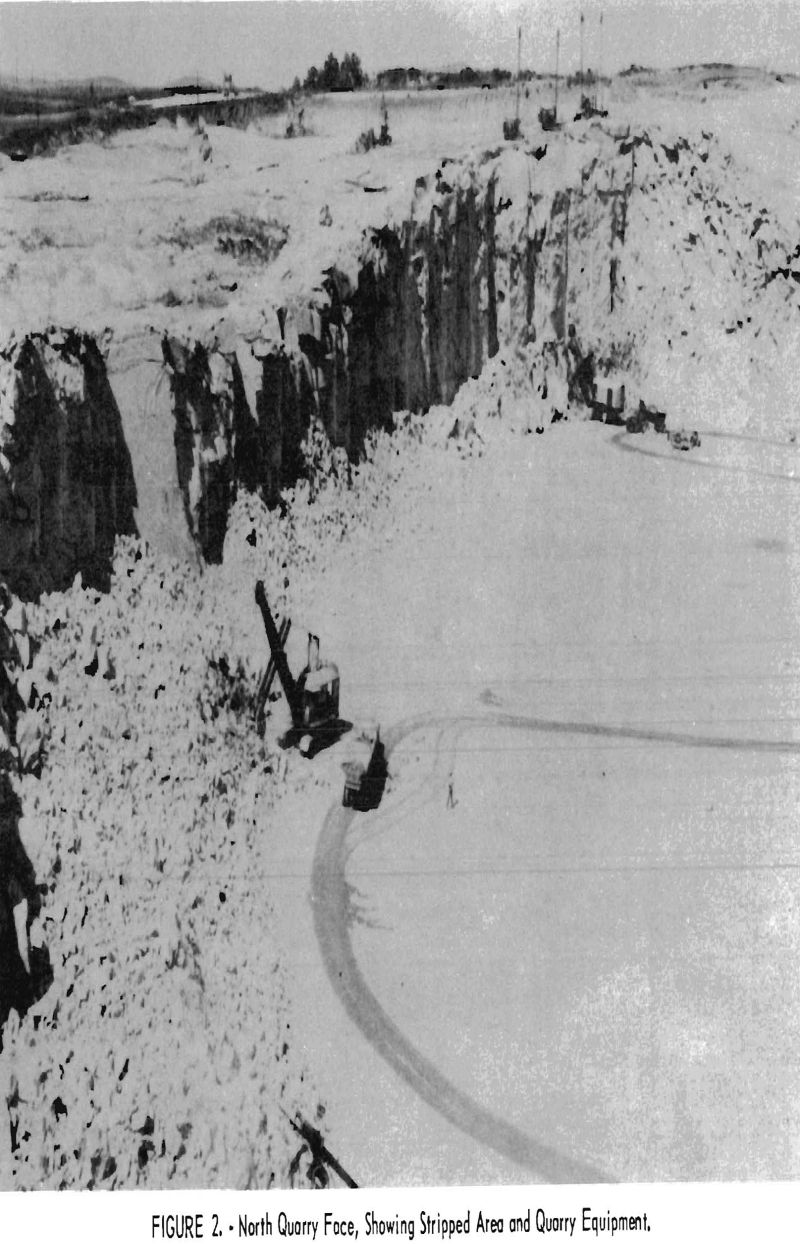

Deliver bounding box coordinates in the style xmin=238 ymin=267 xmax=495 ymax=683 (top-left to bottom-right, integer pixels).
xmin=2 ymin=81 xmax=799 ymax=592
xmin=2 ymin=75 xmax=800 ymax=1190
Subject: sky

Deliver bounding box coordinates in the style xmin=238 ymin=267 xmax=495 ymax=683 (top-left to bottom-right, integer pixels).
xmin=0 ymin=0 xmax=797 ymax=90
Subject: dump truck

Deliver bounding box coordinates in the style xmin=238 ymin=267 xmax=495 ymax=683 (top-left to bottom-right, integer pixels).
xmin=342 ymin=721 xmax=385 ymax=811
xmin=255 ymin=580 xmax=341 ymax=756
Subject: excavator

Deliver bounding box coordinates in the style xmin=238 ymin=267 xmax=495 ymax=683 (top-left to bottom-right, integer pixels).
xmin=254 ymin=581 xmax=386 ymax=809
xmin=255 ymin=580 xmax=345 ymax=756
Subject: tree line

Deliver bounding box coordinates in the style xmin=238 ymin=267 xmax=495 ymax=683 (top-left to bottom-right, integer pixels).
xmin=294 ymin=52 xmax=366 ymax=94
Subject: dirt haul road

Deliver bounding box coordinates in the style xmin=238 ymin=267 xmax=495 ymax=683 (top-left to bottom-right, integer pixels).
xmin=265 ymin=420 xmax=800 ymax=1187
xmin=312 ymin=712 xmax=800 ymax=1185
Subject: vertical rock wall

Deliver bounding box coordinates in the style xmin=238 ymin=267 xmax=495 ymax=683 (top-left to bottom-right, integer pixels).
xmin=0 ymin=332 xmax=137 ymax=597
xmin=161 ymin=337 xmax=259 ymax=564
xmin=0 ymin=159 xmax=614 ymax=592
xmin=253 ymin=170 xmax=500 ymax=506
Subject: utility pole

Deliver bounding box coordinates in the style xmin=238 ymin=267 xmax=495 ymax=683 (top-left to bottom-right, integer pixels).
xmin=525 ymin=161 xmax=535 ymax=335
xmin=554 ymin=28 xmax=560 ymax=120
xmin=609 ymin=163 xmax=616 ymax=312
xmin=563 ymin=190 xmax=570 ymax=339
xmin=580 ymin=8 xmax=585 ymax=92
xmin=515 ymin=23 xmax=522 ymax=122
xmin=598 ymin=10 xmax=604 ymax=110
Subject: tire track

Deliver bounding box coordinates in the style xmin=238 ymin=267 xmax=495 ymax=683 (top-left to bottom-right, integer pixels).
xmin=609 ymin=428 xmax=800 ymax=483
xmin=311 ymin=710 xmax=800 ymax=1183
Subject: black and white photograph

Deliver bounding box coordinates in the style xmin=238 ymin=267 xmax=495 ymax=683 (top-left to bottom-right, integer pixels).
xmin=1 ymin=0 xmax=799 ymax=1207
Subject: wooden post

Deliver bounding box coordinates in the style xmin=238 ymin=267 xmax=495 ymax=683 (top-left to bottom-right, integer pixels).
xmin=525 ymin=166 xmax=533 ymax=334
xmin=563 ymin=190 xmax=570 ymax=339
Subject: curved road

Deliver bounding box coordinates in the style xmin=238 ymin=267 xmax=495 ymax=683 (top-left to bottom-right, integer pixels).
xmin=310 ymin=709 xmax=800 ymax=1184
xmin=610 ymin=426 xmax=800 ymax=484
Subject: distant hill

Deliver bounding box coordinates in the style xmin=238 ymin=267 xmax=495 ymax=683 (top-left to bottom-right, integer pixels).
xmin=61 ymin=76 xmax=132 ymax=91
xmin=0 ymin=75 xmax=133 ymax=92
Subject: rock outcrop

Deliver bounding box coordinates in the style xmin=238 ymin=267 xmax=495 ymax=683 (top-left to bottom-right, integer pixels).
xmin=161 ymin=337 xmax=258 ymax=564
xmin=250 ymin=169 xmax=500 ymax=506
xmin=0 ymin=167 xmax=506 ymax=593
xmin=0 ymin=152 xmax=634 ymax=592
xmin=0 ymin=331 xmax=137 ymax=597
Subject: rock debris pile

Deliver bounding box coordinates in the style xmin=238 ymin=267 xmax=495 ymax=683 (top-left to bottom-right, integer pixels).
xmin=1 ymin=541 xmax=323 ymax=1189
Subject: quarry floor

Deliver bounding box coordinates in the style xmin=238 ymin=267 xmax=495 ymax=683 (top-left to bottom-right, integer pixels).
xmin=260 ymin=420 xmax=800 ymax=1186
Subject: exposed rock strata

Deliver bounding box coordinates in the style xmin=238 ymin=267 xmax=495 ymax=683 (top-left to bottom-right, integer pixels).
xmin=0 ymin=157 xmax=618 ymax=592
xmin=0 ymin=331 xmax=137 ymax=597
